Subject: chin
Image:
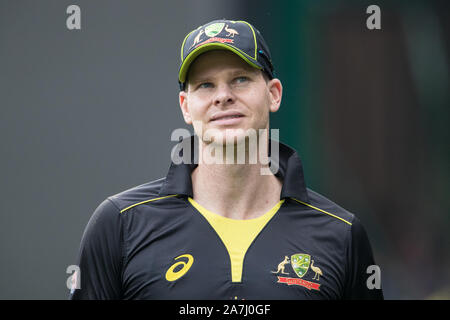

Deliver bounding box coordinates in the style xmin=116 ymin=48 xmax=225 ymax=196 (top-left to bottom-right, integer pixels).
xmin=204 ymin=127 xmax=259 ymax=147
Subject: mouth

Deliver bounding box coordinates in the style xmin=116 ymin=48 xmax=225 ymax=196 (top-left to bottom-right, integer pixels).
xmin=209 ymin=113 xmax=245 ymax=126
xmin=210 ymin=112 xmax=245 ymax=123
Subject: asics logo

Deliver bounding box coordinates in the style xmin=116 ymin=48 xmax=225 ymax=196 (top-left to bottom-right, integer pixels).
xmin=165 ymin=254 xmax=194 ymax=282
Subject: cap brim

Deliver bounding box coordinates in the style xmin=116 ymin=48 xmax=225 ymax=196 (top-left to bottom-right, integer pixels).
xmin=178 ymin=43 xmax=262 ymax=84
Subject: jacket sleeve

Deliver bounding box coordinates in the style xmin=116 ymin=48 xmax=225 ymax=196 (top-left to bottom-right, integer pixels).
xmin=343 ymin=216 xmax=384 ymax=300
xmin=69 ymin=198 xmax=124 ymax=300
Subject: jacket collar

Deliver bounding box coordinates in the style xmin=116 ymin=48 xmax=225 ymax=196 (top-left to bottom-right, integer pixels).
xmin=159 ymin=135 xmax=309 ymax=203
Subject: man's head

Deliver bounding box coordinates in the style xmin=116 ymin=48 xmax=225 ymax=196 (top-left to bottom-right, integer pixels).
xmin=178 ymin=19 xmax=282 ymax=147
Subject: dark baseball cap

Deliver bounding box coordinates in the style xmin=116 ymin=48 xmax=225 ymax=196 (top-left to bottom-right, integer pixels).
xmin=178 ymin=19 xmax=274 ymax=90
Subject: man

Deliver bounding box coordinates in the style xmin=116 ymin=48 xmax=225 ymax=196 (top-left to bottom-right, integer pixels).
xmin=70 ymin=19 xmax=383 ymax=300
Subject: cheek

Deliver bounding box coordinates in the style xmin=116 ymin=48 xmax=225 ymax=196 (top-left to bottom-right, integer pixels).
xmin=186 ymin=97 xmax=210 ymax=135
xmin=187 ymin=97 xmax=209 ymax=120
xmin=250 ymin=91 xmax=271 ymax=123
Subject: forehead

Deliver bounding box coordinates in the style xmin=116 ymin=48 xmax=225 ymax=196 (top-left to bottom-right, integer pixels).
xmin=187 ymin=50 xmax=260 ymax=81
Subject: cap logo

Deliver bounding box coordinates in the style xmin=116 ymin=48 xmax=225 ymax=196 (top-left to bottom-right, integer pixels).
xmin=204 ymin=23 xmax=225 ymax=37
xmin=224 ymin=24 xmax=239 ymax=37
xmin=195 ymin=37 xmax=234 ymax=48
xmin=191 ymin=29 xmax=204 ymax=48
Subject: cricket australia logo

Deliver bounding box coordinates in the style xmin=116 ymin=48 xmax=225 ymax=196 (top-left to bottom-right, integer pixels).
xmin=204 ymin=23 xmax=225 ymax=37
xmin=193 ymin=23 xmax=235 ymax=49
xmin=271 ymin=253 xmax=322 ymax=291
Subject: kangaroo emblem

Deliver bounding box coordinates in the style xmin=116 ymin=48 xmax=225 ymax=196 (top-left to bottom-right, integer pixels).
xmin=225 ymin=25 xmax=239 ymax=37
xmin=191 ymin=29 xmax=204 ymax=47
xmin=271 ymin=256 xmax=290 ymax=275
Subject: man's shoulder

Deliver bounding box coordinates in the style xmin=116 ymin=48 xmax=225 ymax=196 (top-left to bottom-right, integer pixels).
xmin=290 ymin=188 xmax=355 ymax=227
xmin=106 ymin=177 xmax=179 ymax=214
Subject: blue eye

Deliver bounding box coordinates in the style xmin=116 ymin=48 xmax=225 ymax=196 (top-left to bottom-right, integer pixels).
xmin=199 ymin=82 xmax=213 ymax=89
xmin=235 ymin=76 xmax=248 ymax=83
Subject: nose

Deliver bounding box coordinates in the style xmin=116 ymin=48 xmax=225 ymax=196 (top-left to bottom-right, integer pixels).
xmin=213 ymin=83 xmax=235 ymax=106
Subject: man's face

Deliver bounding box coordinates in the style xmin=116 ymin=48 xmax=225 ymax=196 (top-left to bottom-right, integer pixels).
xmin=179 ymin=50 xmax=282 ymax=146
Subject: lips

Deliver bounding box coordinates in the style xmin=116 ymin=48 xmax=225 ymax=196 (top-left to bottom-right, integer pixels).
xmin=210 ymin=111 xmax=244 ymax=122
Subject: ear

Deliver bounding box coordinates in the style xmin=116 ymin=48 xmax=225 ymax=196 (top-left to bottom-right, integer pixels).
xmin=179 ymin=90 xmax=192 ymax=125
xmin=267 ymin=78 xmax=282 ymax=113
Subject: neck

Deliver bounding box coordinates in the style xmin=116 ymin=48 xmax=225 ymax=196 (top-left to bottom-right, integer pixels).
xmin=191 ymin=139 xmax=282 ymax=220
